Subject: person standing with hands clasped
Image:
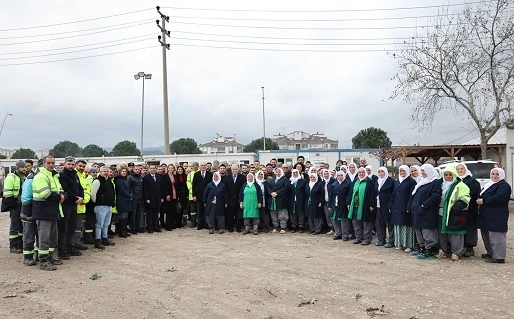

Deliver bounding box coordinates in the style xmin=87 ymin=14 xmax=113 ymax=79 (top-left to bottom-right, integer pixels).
xmin=240 ymin=173 xmax=263 ymax=235
xmin=347 ymin=167 xmax=376 ymax=245
xmin=203 ymin=172 xmax=228 ymax=234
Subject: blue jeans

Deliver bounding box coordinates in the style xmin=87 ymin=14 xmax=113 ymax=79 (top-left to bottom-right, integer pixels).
xmin=94 ymin=206 xmax=112 ymax=240
xmin=131 ymin=200 xmax=142 ymax=231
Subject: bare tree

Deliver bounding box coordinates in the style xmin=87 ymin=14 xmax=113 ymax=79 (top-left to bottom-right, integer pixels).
xmin=391 ymin=0 xmax=514 ymax=159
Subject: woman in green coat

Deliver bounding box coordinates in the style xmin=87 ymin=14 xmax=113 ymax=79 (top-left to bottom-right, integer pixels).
xmin=240 ymin=173 xmax=263 ymax=235
xmin=437 ymin=165 xmax=470 ymax=261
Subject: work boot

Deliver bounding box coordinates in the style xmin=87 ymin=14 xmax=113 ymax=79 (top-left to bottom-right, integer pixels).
xmin=102 ymin=238 xmax=115 ymax=246
xmin=75 ymin=244 xmax=89 ymax=251
xmin=95 ymin=239 xmax=105 ymax=250
xmin=122 ymin=219 xmax=131 ymax=237
xmin=10 ymin=247 xmax=22 ymax=254
xmin=40 ymin=261 xmax=57 ymax=271
xmin=82 ymin=232 xmax=96 ymax=244
xmin=23 ymin=255 xmax=36 ymax=266
xmin=49 ymin=253 xmax=63 ymax=265
xmin=34 ymin=251 xmax=39 ymax=262
xmin=463 ymin=247 xmax=475 ymax=257
xmin=118 ymin=221 xmax=127 ymax=238
xmin=69 ymin=249 xmax=82 ymax=256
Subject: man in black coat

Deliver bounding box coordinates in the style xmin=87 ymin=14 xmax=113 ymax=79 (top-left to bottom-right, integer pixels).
xmin=223 ymin=164 xmax=246 ymax=232
xmin=192 ymin=162 xmax=213 ymax=230
xmin=143 ymin=164 xmax=163 ymax=233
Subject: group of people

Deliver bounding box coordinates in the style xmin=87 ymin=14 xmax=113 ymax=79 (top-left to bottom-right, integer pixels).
xmin=2 ymin=155 xmax=510 ymax=271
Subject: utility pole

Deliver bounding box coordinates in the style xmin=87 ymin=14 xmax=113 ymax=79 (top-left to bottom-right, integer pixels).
xmin=156 ymin=6 xmax=171 ymax=155
xmin=261 ymin=87 xmax=266 ymax=151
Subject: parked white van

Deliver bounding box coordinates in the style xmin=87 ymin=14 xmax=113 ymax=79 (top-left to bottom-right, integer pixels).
xmin=437 ymin=160 xmax=499 ymax=188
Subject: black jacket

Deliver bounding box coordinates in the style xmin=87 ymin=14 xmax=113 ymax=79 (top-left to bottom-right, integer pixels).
xmin=94 ymin=176 xmax=115 ymax=207
xmin=128 ymin=173 xmax=143 ymax=200
xmin=222 ymin=173 xmax=246 ymax=208
xmin=389 ymin=177 xmax=417 ymax=226
xmin=192 ymin=170 xmax=213 ymax=200
xmin=411 ymin=179 xmax=442 ymax=230
xmin=305 ymin=181 xmax=324 ymax=218
xmin=59 ymin=168 xmax=84 ymax=205
xmin=266 ymin=177 xmax=290 ymax=210
xmin=346 ymin=178 xmax=376 ymax=222
xmin=143 ymin=174 xmax=163 ymax=208
xmin=477 ymin=180 xmax=512 ymax=233
xmin=462 ymin=175 xmax=481 ymax=224
xmin=288 ymin=179 xmax=306 ymax=214
xmin=375 ymin=177 xmax=394 ymax=223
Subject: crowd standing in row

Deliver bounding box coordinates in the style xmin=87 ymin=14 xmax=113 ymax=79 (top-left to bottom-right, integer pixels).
xmin=2 ymin=155 xmax=510 ymax=271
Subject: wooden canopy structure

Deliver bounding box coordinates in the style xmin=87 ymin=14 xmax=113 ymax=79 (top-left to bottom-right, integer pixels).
xmin=374 ymin=144 xmax=505 ymax=166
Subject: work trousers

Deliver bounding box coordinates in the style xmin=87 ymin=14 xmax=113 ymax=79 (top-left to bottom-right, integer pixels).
xmin=58 ymin=203 xmax=77 ymax=254
xmin=207 ymin=204 xmax=225 ymax=230
xmin=481 ymin=230 xmax=507 ymax=260
xmin=376 ymin=208 xmax=394 ymax=244
xmin=289 ymin=212 xmax=305 ymax=230
xmin=323 ymin=205 xmax=333 ymax=230
xmin=244 ymin=218 xmax=260 ymax=230
xmin=333 ymin=219 xmax=351 ymax=238
xmin=271 ymin=209 xmax=288 ymax=230
xmin=22 ymin=219 xmax=38 ymax=256
xmin=9 ymin=205 xmax=23 ymax=249
xmin=36 ymin=219 xmax=58 ymax=262
xmin=352 ymin=218 xmax=374 ymax=243
xmin=415 ymin=228 xmax=438 ymax=250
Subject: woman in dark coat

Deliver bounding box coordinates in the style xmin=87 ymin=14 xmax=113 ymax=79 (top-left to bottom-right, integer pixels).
xmin=329 ymin=170 xmax=351 ymax=240
xmin=115 ymin=168 xmax=133 ymax=238
xmin=375 ymin=167 xmax=395 ymax=247
xmin=175 ymin=166 xmax=189 ymax=227
xmin=305 ymin=173 xmax=324 ymax=235
xmin=161 ymin=164 xmax=179 ymax=230
xmin=255 ymin=171 xmax=270 ymax=232
xmin=456 ymin=163 xmax=481 ymax=257
xmin=267 ymin=168 xmax=290 ymax=234
xmin=346 ymin=167 xmax=376 ymax=245
xmin=203 ymin=172 xmax=228 ymax=234
xmin=477 ymin=168 xmax=511 ymax=263
xmin=410 ymin=164 xmax=442 ymax=259
xmin=390 ymin=165 xmax=417 ymax=252
xmin=321 ymin=169 xmax=336 ymax=235
xmin=288 ymin=169 xmax=306 ymax=233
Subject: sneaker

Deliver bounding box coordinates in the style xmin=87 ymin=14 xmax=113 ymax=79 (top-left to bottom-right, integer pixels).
xmin=462 ymin=248 xmax=475 ymax=257
xmin=209 ymin=229 xmax=214 ymax=234
xmin=243 ymin=230 xmax=250 ymax=235
xmin=279 ymin=230 xmax=286 ymax=234
xmin=219 ymin=230 xmax=225 ymax=234
xmin=312 ymin=232 xmax=320 ymax=235
xmin=290 ymin=229 xmax=296 ymax=233
xmin=40 ymin=261 xmax=57 ymax=271
xmin=485 ymin=257 xmax=505 ymax=263
xmin=75 ymin=244 xmax=89 ymax=251
xmin=384 ymin=243 xmax=394 ymax=248
xmin=342 ymin=237 xmax=350 ymax=241
xmin=481 ymin=253 xmax=492 ymax=259
xmin=410 ymin=249 xmax=423 ymax=257
xmin=395 ymin=246 xmax=404 ymax=250
xmin=272 ymin=229 xmax=279 ymax=233
xmin=451 ymin=254 xmax=460 ymax=262
xmin=375 ymin=241 xmax=385 ymax=246
xmin=333 ymin=236 xmax=342 ymax=240
xmin=416 ymin=250 xmax=436 ymax=260
xmin=353 ymin=240 xmax=362 ymax=244
xmin=405 ymin=248 xmax=412 ymax=253
xmin=361 ymin=241 xmax=371 ymax=246
xmin=326 ymin=230 xmax=335 ymax=235
xmin=436 ymin=250 xmax=447 ymax=259
xmin=69 ymin=250 xmax=82 ymax=257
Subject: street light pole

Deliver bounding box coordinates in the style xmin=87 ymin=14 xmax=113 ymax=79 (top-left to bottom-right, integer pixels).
xmin=134 ymin=72 xmax=152 ymax=158
xmin=0 ymin=113 xmax=13 ymax=138
xmin=261 ymin=87 xmax=266 ymax=151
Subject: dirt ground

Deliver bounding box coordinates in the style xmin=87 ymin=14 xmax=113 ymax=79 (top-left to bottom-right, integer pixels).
xmin=0 ymin=213 xmax=513 ymax=319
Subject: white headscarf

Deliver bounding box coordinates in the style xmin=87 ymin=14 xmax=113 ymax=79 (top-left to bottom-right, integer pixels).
xmin=308 ymin=167 xmax=317 ymax=176
xmin=377 ymin=166 xmax=388 ymax=191
xmin=321 ymin=169 xmax=331 ymax=183
xmin=256 ymin=171 xmax=265 ymax=185
xmin=290 ymin=169 xmax=301 ymax=184
xmin=411 ymin=164 xmax=439 ymax=195
xmin=246 ymin=173 xmax=255 ymax=188
xmin=347 ymin=163 xmax=358 ymax=182
xmin=456 ymin=163 xmax=473 ymax=178
xmin=336 ymin=170 xmax=346 ymax=183
xmin=480 ymin=168 xmax=505 ymax=195
xmin=275 ymin=168 xmax=284 ymax=180
xmin=441 ymin=167 xmax=456 ymax=197
xmin=340 ymin=165 xmax=348 ymax=174
xmin=212 ymin=171 xmax=221 ymax=186
xmin=398 ymin=165 xmax=410 ymax=183
xmin=365 ymin=165 xmax=374 ymax=179
xmin=308 ymin=173 xmax=317 ymax=189
xmin=410 ymin=165 xmax=421 ymax=182
xmin=357 ymin=167 xmax=367 ymax=181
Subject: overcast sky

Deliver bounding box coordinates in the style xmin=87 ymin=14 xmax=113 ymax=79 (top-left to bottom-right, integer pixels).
xmin=0 ymin=0 xmax=480 ymax=151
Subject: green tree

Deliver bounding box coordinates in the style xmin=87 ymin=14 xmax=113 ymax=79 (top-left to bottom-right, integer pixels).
xmin=49 ymin=140 xmax=82 ymax=158
xmin=0 ymin=155 xmax=7 ymax=159
xmin=11 ymin=148 xmax=38 ymax=159
xmin=243 ymin=138 xmax=279 ymax=153
xmin=169 ymin=138 xmax=202 ymax=154
xmin=111 ymin=140 xmax=140 ymax=156
xmin=352 ymin=127 xmax=392 ymax=149
xmin=82 ymin=144 xmax=108 ymax=157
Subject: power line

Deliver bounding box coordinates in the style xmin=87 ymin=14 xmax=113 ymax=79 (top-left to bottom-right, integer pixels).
xmin=0 ymin=8 xmax=153 ymax=32
xmin=0 ymin=21 xmax=152 ymax=46
xmin=0 ymin=19 xmax=152 ymax=39
xmin=168 ymin=20 xmax=455 ymax=30
xmin=0 ymin=38 xmax=154 ymax=61
xmin=162 ymin=1 xmax=491 ymax=13
xmin=443 ymin=129 xmax=478 ymax=145
xmin=0 ymin=45 xmax=156 ymax=67
xmin=0 ymin=34 xmax=154 ymax=55
xmin=168 ymin=42 xmax=406 ymax=52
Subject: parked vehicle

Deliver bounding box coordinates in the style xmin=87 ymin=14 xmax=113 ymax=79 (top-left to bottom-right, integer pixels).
xmin=438 ymin=160 xmax=499 ymax=188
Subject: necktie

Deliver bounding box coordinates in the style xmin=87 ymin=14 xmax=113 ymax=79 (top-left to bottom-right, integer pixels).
xmin=233 ymin=175 xmax=236 ymax=183
xmin=153 ymin=174 xmax=156 ymax=182
xmin=202 ymin=171 xmax=205 ymax=179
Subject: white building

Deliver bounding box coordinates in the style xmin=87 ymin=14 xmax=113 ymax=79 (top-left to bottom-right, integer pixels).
xmin=0 ymin=148 xmax=49 ymax=159
xmin=199 ymin=136 xmax=244 ymax=154
xmin=272 ymin=131 xmax=338 ymax=150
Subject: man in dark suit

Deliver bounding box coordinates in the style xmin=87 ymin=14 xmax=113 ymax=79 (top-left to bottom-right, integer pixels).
xmin=223 ymin=164 xmax=246 ymax=232
xmin=192 ymin=162 xmax=213 ymax=230
xmin=143 ymin=164 xmax=163 ymax=233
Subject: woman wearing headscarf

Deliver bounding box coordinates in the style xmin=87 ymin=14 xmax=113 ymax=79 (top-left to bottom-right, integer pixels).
xmin=375 ymin=167 xmax=395 ymax=248
xmin=346 ymin=163 xmax=358 ymax=183
xmin=175 ymin=166 xmax=189 ymax=228
xmin=390 ymin=165 xmax=417 ymax=252
xmin=161 ymin=164 xmax=179 ymax=230
xmin=255 ymin=171 xmax=270 ymax=232
xmin=477 ymin=168 xmax=511 ymax=263
xmin=329 ymin=170 xmax=352 ymax=240
xmin=410 ymin=165 xmax=421 ymax=183
xmin=305 ymin=173 xmax=324 ymax=235
xmin=288 ymin=169 xmax=306 ymax=233
xmin=410 ymin=164 xmax=442 ymax=259
xmin=321 ymin=169 xmax=336 ymax=235
xmin=436 ymin=165 xmax=470 ymax=261
xmin=346 ymin=167 xmax=376 ymax=245
xmin=365 ymin=165 xmax=378 ymax=182
xmin=267 ymin=168 xmax=290 ymax=234
xmin=239 ymin=173 xmax=263 ymax=235
xmin=203 ymin=172 xmax=228 ymax=234
xmin=340 ymin=165 xmax=348 ymax=175
xmin=455 ymin=163 xmax=481 ymax=257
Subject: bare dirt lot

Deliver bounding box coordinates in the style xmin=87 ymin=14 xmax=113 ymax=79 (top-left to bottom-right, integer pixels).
xmin=0 ymin=213 xmax=513 ymax=319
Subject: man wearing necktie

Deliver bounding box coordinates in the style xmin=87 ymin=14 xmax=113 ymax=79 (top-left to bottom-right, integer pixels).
xmin=223 ymin=164 xmax=246 ymax=232
xmin=142 ymin=165 xmax=164 ymax=233
xmin=192 ymin=162 xmax=213 ymax=230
